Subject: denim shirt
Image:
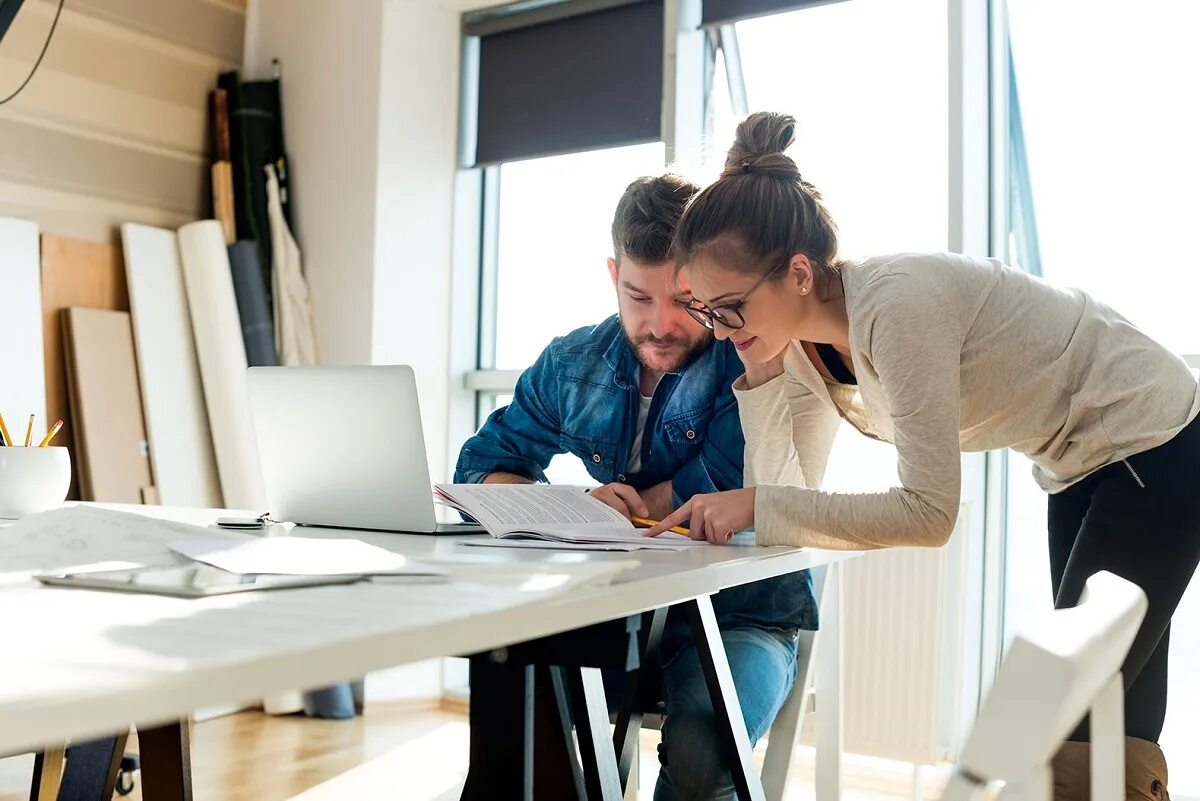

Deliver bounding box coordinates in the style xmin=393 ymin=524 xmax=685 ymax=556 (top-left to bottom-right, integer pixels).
xmin=455 ymin=315 xmax=818 ymax=639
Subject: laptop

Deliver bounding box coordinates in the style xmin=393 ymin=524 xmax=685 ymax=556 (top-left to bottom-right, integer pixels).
xmin=247 ymin=365 xmax=480 ymax=534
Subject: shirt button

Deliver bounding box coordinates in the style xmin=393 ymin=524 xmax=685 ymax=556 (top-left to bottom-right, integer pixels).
xmin=618 ymin=474 xmax=626 ymax=482
xmin=592 ymin=453 xmax=602 ymax=463
xmin=686 ymin=430 xmax=696 ymax=440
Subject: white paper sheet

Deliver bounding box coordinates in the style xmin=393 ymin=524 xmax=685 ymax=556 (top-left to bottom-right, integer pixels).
xmin=0 ymin=218 xmax=45 ymax=432
xmin=0 ymin=506 xmax=251 ymax=584
xmin=121 ymin=224 xmax=223 ymax=508
xmin=177 ymin=221 xmax=267 ymax=510
xmin=170 ymin=537 xmax=443 ymax=577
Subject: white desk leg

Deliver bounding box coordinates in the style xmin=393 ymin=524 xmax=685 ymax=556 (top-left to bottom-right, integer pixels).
xmin=1090 ymin=672 xmax=1126 ymax=801
xmin=815 ymin=560 xmax=844 ymax=801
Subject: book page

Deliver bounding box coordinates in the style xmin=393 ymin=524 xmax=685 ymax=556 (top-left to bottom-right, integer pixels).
xmin=514 ymin=525 xmax=704 ymax=548
xmin=435 ymin=484 xmax=631 ymax=534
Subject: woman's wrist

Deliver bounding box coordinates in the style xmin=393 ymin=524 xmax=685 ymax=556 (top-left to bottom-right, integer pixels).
xmin=742 ymin=358 xmax=785 ymax=389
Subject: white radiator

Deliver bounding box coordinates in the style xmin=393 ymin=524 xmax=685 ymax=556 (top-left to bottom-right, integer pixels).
xmin=802 ymin=509 xmax=970 ymax=765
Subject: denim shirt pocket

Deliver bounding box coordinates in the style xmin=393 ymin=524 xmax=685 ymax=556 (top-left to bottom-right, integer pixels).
xmin=561 ymin=432 xmax=622 ymax=483
xmin=660 ymin=409 xmax=710 ymax=460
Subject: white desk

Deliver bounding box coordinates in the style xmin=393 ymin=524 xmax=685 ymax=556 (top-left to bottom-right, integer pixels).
xmin=0 ymin=505 xmax=857 ymax=800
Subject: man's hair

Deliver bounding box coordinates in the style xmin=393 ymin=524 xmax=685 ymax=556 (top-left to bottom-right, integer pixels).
xmin=611 ymin=174 xmax=700 ymax=266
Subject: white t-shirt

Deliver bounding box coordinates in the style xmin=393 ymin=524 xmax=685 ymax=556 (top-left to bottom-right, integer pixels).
xmin=626 ymin=394 xmax=654 ymax=473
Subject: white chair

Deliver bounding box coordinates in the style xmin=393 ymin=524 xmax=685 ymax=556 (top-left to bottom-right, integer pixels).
xmin=760 ymin=563 xmax=827 ymax=801
xmin=943 ymin=570 xmax=1147 ymax=801
xmin=762 ymin=569 xmax=1145 ymax=801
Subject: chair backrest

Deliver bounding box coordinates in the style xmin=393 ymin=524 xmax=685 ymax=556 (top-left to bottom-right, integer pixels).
xmin=945 ymin=571 xmax=1148 ymax=800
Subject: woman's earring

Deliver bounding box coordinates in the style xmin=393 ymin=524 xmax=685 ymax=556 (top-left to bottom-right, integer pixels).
xmin=801 ymin=286 xmax=810 ymax=295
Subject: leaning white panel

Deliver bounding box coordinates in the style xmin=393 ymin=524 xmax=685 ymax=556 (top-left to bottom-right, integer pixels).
xmin=121 ymin=223 xmax=223 ymax=508
xmin=177 ymin=220 xmax=266 ymax=510
xmin=0 ymin=218 xmax=46 ymax=441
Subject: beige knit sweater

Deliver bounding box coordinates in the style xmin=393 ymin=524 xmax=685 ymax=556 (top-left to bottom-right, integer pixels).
xmin=737 ymin=252 xmax=1200 ymax=549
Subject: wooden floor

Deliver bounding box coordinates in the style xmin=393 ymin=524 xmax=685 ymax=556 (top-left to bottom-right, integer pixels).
xmin=0 ymin=702 xmax=947 ymax=801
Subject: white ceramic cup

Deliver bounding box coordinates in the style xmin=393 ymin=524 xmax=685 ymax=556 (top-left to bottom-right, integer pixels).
xmin=0 ymin=446 xmax=71 ymax=519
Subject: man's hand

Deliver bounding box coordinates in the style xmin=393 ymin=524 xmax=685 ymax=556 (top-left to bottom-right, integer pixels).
xmin=588 ymin=482 xmax=649 ymax=520
xmin=483 ymin=472 xmax=534 ymax=485
xmin=645 ymin=488 xmax=756 ymax=544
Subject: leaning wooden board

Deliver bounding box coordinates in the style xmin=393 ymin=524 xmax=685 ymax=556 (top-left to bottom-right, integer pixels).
xmin=39 ymin=234 xmax=130 ymax=499
xmin=121 ymin=223 xmax=223 ymax=509
xmin=62 ymin=308 xmax=156 ymax=503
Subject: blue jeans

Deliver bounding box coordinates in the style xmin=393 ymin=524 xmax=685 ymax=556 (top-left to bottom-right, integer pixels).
xmin=654 ymin=626 xmax=798 ymax=801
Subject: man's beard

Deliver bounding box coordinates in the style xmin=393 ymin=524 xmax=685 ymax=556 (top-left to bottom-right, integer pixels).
xmin=623 ymin=328 xmax=714 ymax=374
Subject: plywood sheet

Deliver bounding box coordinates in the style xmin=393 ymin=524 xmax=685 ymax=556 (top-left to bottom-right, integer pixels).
xmin=62 ymin=308 xmax=155 ymax=503
xmin=39 ymin=234 xmax=129 ymax=498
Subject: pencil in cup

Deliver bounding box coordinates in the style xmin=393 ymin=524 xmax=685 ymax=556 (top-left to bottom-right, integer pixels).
xmin=0 ymin=412 xmax=10 ymax=446
xmin=23 ymin=414 xmax=34 ymax=447
xmin=630 ymin=515 xmax=690 ymax=536
xmin=38 ymin=419 xmax=64 ymax=448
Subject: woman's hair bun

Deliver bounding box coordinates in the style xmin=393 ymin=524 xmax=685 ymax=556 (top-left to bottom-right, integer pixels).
xmin=721 ymin=111 xmax=801 ymax=181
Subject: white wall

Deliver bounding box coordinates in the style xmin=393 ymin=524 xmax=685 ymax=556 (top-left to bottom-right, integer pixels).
xmin=244 ymin=0 xmax=386 ymax=366
xmin=373 ymin=0 xmax=461 ymax=483
xmin=245 ymin=0 xmax=461 ymax=482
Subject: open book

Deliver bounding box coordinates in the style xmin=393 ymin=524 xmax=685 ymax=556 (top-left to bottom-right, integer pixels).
xmin=434 ymin=484 xmax=706 ymax=549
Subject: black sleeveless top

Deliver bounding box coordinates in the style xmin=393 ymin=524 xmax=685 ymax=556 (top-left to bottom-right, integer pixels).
xmin=815 ymin=343 xmax=856 ymax=385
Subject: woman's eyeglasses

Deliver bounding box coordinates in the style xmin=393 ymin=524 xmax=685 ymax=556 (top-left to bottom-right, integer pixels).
xmin=682 ymin=261 xmax=789 ymax=331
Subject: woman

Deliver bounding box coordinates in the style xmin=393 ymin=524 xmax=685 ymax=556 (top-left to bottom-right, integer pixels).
xmin=647 ymin=112 xmax=1200 ymax=801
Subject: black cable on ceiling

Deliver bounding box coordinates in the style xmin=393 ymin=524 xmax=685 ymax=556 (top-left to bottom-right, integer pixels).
xmin=0 ymin=0 xmax=65 ymax=106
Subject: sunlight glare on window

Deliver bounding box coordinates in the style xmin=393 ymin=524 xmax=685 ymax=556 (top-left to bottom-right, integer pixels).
xmin=495 ymin=143 xmax=667 ymax=370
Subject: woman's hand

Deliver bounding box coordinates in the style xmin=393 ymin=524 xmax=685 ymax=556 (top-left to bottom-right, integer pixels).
xmin=740 ymin=347 xmax=787 ymax=390
xmin=644 ymin=488 xmax=756 ymax=544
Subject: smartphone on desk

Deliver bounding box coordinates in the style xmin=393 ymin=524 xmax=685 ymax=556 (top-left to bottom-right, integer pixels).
xmin=36 ymin=564 xmax=363 ymax=598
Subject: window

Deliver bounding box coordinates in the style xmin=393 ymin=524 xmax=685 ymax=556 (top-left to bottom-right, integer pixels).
xmin=1001 ymin=2 xmax=1200 ymax=791
xmin=471 ymin=142 xmax=667 ymax=483
xmin=455 ymin=0 xmax=1004 ymax=753
xmin=733 ymin=0 xmax=948 ymax=262
xmin=492 ymin=143 xmax=667 ymax=371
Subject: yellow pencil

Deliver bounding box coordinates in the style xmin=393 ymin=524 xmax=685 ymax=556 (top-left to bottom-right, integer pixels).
xmin=0 ymin=412 xmax=11 ymax=447
xmin=630 ymin=515 xmax=690 ymax=536
xmin=38 ymin=419 xmax=64 ymax=448
xmin=23 ymin=414 xmax=34 ymax=447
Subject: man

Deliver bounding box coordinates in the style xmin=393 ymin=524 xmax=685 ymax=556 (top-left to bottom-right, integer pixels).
xmin=455 ymin=174 xmax=817 ymax=800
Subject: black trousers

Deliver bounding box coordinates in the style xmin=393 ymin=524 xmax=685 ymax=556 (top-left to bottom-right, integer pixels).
xmin=1048 ymin=414 xmax=1200 ymax=743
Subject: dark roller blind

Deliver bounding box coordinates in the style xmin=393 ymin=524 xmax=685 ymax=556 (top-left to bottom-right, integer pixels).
xmin=471 ymin=0 xmax=664 ymax=166
xmin=0 ymin=0 xmax=27 ymax=46
xmin=701 ymin=0 xmax=847 ymax=28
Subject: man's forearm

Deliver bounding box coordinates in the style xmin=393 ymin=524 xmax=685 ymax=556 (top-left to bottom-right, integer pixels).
xmin=483 ymin=472 xmax=534 ymax=485
xmin=641 ymin=480 xmax=675 ymax=519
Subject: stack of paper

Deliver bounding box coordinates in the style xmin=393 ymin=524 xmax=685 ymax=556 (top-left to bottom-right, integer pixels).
xmin=169 ymin=538 xmax=443 ymax=578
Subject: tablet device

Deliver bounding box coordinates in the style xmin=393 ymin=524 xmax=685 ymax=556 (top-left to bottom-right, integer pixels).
xmin=35 ymin=564 xmax=362 ymax=598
